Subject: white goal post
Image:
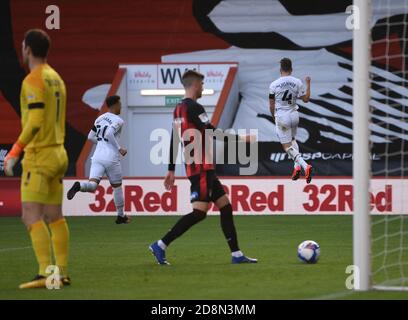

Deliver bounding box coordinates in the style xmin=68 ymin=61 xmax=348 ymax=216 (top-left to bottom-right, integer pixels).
xmin=353 ymin=0 xmax=372 ymax=291
xmin=354 ymin=0 xmax=408 ymax=292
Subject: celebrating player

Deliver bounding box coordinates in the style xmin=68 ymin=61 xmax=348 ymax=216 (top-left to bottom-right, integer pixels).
xmin=67 ymin=95 xmax=129 ymax=224
xmin=149 ymin=70 xmax=257 ymax=265
xmin=4 ymin=29 xmax=70 ymax=288
xmin=269 ymin=58 xmax=313 ymax=183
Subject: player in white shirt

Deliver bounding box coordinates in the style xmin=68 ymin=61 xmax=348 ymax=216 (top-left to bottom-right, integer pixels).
xmin=67 ymin=95 xmax=130 ymax=224
xmin=269 ymin=58 xmax=313 ymax=183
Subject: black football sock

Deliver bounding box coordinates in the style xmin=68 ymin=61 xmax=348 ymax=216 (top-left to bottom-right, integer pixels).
xmin=161 ymin=209 xmax=207 ymax=246
xmin=220 ymin=204 xmax=240 ymax=252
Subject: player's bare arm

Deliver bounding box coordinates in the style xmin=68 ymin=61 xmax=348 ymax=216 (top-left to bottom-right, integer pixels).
xmin=188 ymin=102 xmax=255 ymax=142
xmin=164 ymin=170 xmax=175 ymax=190
xmin=239 ymin=134 xmax=256 ymax=143
xmin=301 ymin=76 xmax=311 ymax=103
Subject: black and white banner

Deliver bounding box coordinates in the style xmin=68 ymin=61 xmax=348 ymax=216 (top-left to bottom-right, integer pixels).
xmin=163 ymin=0 xmax=408 ymax=176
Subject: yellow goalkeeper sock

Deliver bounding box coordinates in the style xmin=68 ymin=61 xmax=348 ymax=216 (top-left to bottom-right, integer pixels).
xmin=49 ymin=218 xmax=70 ymax=276
xmin=29 ymin=220 xmax=52 ymax=276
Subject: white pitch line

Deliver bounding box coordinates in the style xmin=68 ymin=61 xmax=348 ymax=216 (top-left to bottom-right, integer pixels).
xmin=309 ymin=290 xmax=355 ymax=300
xmin=0 ymin=246 xmax=31 ymax=253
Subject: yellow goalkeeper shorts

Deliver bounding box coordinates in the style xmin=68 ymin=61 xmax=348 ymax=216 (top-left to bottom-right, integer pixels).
xmin=21 ymin=145 xmax=68 ymax=205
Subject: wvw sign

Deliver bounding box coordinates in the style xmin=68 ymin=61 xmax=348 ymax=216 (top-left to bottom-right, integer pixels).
xmin=158 ymin=64 xmax=199 ymax=89
xmin=124 ymin=63 xmax=237 ymax=91
xmin=123 ymin=63 xmax=238 ymax=106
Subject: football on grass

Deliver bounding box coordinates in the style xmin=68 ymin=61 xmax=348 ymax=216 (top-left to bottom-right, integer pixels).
xmin=298 ymin=240 xmax=320 ymax=263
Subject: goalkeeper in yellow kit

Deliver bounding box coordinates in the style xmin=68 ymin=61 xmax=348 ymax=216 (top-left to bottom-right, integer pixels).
xmin=4 ymin=29 xmax=70 ymax=289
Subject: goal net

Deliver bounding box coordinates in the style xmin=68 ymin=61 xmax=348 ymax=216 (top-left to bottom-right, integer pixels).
xmin=369 ymin=0 xmax=408 ymax=291
xmin=354 ymin=0 xmax=408 ymax=291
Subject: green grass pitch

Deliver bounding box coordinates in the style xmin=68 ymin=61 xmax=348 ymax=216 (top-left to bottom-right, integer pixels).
xmin=0 ymin=215 xmax=407 ymax=300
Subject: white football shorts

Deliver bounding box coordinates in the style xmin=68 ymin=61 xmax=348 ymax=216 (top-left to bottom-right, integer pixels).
xmin=89 ymin=159 xmax=122 ymax=185
xmin=275 ymin=109 xmax=299 ymax=144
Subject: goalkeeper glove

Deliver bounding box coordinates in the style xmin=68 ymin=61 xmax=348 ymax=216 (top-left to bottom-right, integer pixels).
xmin=4 ymin=141 xmax=25 ymax=176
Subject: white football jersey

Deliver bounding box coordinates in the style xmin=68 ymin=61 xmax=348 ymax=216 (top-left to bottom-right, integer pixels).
xmin=92 ymin=112 xmax=124 ymax=162
xmin=269 ymin=76 xmax=306 ymax=113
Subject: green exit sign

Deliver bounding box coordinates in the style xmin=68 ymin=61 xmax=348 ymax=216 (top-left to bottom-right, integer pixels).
xmin=165 ymin=96 xmax=183 ymax=107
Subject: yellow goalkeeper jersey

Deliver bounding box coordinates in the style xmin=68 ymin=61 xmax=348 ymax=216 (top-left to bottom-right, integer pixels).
xmin=19 ymin=63 xmax=66 ymax=150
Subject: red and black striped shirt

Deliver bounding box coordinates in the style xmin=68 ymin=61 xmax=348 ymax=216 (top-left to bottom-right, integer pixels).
xmin=168 ymin=98 xmax=237 ymax=177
